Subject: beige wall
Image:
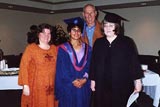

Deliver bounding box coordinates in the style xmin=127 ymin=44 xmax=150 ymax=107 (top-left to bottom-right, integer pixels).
xmin=105 ymin=6 xmax=160 ymax=56
xmin=0 ymin=6 xmax=160 ymax=56
xmin=51 ymin=6 xmax=160 ymax=56
xmin=0 ymin=9 xmax=51 ymax=55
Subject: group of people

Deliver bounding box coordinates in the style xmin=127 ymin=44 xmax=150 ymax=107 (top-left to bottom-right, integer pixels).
xmin=18 ymin=3 xmax=144 ymax=107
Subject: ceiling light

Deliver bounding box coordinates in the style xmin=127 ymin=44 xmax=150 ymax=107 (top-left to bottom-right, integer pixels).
xmin=50 ymin=11 xmax=54 ymax=14
xmin=8 ymin=5 xmax=13 ymax=8
xmin=140 ymin=2 xmax=147 ymax=6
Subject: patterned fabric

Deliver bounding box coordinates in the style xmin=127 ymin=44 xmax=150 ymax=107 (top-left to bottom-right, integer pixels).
xmin=18 ymin=43 xmax=58 ymax=107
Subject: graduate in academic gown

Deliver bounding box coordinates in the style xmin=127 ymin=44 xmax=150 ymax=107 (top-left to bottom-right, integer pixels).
xmin=55 ymin=17 xmax=92 ymax=107
xmin=89 ymin=11 xmax=144 ymax=107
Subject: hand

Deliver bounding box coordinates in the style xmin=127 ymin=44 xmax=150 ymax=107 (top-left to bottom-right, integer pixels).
xmin=72 ymin=78 xmax=87 ymax=88
xmin=78 ymin=78 xmax=87 ymax=87
xmin=23 ymin=85 xmax=30 ymax=96
xmin=72 ymin=79 xmax=81 ymax=88
xmin=134 ymin=79 xmax=142 ymax=93
xmin=91 ymin=80 xmax=96 ymax=91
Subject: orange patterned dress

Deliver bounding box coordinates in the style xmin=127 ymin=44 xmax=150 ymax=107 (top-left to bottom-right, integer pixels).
xmin=18 ymin=43 xmax=58 ymax=107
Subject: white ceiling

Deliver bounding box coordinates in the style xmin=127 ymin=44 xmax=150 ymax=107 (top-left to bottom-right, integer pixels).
xmin=0 ymin=0 xmax=159 ymax=14
xmin=41 ymin=0 xmax=72 ymax=2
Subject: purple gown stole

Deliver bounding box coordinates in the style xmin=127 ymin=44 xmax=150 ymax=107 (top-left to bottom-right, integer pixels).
xmin=59 ymin=42 xmax=88 ymax=71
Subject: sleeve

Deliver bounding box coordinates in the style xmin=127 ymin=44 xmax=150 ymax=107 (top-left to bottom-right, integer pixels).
xmin=89 ymin=40 xmax=98 ymax=80
xmin=129 ymin=39 xmax=144 ymax=80
xmin=54 ymin=47 xmax=75 ymax=100
xmin=18 ymin=45 xmax=32 ymax=86
xmin=83 ymin=45 xmax=92 ymax=76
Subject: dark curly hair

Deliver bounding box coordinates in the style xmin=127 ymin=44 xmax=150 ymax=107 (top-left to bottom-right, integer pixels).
xmin=35 ymin=23 xmax=53 ymax=45
xmin=67 ymin=23 xmax=83 ymax=33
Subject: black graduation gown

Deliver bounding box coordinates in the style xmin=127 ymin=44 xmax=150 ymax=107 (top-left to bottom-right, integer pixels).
xmin=89 ymin=36 xmax=144 ymax=107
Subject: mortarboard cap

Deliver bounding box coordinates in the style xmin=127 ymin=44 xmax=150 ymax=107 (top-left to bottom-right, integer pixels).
xmin=101 ymin=10 xmax=129 ymax=25
xmin=64 ymin=17 xmax=84 ymax=32
xmin=64 ymin=17 xmax=84 ymax=26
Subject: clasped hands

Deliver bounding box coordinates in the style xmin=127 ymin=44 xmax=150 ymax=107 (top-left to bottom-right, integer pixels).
xmin=72 ymin=78 xmax=87 ymax=88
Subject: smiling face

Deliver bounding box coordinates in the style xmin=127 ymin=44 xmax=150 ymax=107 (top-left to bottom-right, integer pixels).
xmin=69 ymin=26 xmax=82 ymax=40
xmin=83 ymin=5 xmax=97 ymax=27
xmin=38 ymin=28 xmax=51 ymax=44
